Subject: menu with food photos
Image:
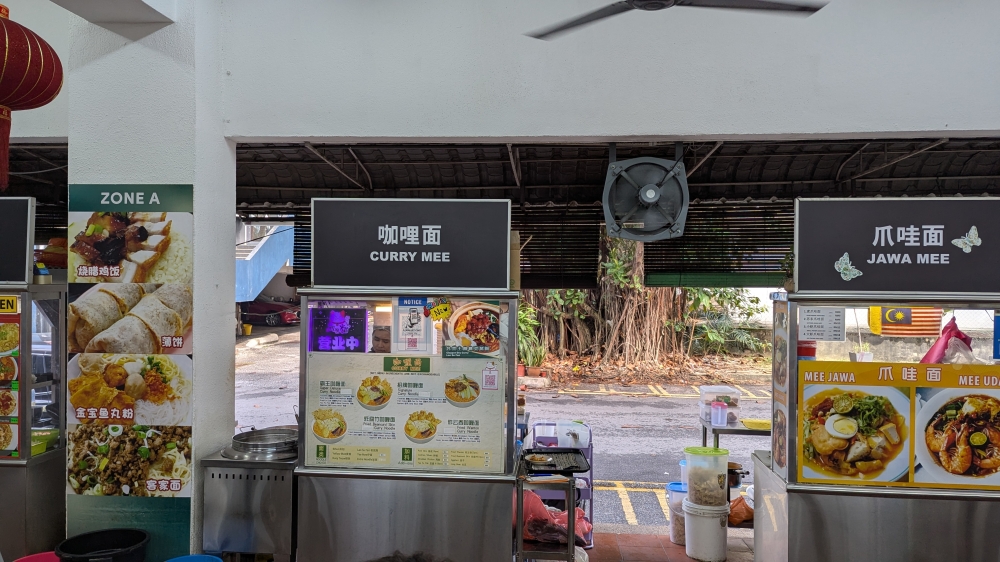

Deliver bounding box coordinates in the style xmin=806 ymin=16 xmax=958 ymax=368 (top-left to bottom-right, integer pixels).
xmin=304 ymin=351 xmax=506 ymax=473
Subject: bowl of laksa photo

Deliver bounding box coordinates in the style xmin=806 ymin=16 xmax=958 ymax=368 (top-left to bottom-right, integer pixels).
xmin=916 ymin=390 xmax=1000 ymax=485
xmin=802 ymin=386 xmax=910 ymax=482
xmin=312 ymin=408 xmax=347 ymax=444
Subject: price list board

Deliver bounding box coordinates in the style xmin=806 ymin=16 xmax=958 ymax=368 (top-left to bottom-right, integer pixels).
xmin=304 ymin=353 xmax=506 ymax=474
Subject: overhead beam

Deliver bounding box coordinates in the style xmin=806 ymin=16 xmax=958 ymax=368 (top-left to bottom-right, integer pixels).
xmin=347 ymin=147 xmax=374 ymax=192
xmin=686 ymin=141 xmax=723 ymax=177
xmin=50 ymin=0 xmax=175 ymax=39
xmin=302 ymin=143 xmax=370 ymax=193
xmin=507 ymin=143 xmax=524 ymax=208
xmin=849 ymin=138 xmax=949 ymax=181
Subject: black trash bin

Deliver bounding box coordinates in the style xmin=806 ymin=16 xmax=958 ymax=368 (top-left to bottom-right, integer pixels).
xmin=56 ymin=529 xmax=149 ymax=562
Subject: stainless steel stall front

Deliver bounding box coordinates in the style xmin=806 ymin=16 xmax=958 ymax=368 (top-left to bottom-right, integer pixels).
xmin=757 ymin=198 xmax=1000 ymax=562
xmin=0 ymin=198 xmax=68 ymax=561
xmin=296 ymin=198 xmax=516 ymax=561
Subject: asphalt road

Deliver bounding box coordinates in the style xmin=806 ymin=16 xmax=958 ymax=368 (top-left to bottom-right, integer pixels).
xmin=234 ymin=327 xmax=772 ymax=533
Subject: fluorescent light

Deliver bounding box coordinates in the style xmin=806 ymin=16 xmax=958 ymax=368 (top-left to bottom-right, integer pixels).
xmin=375 ymin=305 xmax=392 ymax=313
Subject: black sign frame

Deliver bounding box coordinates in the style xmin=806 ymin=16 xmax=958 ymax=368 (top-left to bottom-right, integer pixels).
xmin=0 ymin=197 xmax=34 ymax=284
xmin=311 ymin=198 xmax=511 ymax=290
xmin=795 ymin=197 xmax=1000 ymax=295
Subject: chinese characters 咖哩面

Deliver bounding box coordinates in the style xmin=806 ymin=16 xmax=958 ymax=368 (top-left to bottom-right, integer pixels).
xmin=372 ymin=224 xmax=450 ymax=262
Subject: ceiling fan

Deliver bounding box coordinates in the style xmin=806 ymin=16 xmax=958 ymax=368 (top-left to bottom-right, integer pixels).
xmin=527 ymin=0 xmax=827 ymax=40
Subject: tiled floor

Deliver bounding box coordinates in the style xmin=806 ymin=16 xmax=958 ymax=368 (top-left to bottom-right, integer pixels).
xmin=587 ymin=533 xmax=754 ymax=562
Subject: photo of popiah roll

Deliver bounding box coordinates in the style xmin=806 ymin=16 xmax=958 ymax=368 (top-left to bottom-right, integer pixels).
xmin=70 ymin=284 xmax=193 ymax=354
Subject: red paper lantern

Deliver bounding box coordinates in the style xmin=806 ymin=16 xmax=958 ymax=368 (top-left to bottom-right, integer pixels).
xmin=0 ymin=4 xmax=63 ymax=190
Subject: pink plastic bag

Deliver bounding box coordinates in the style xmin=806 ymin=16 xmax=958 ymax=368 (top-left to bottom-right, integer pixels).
xmin=514 ymin=490 xmax=591 ymax=545
xmin=921 ymin=317 xmax=972 ymax=363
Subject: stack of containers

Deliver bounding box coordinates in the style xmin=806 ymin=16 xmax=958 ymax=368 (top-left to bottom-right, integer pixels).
xmin=667 ymin=482 xmax=688 ymax=545
xmin=682 ymin=447 xmax=730 ymax=562
xmin=698 ymin=385 xmax=742 ymax=425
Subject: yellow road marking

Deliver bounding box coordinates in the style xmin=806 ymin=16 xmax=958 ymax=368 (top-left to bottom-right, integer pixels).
xmin=653 ymin=488 xmax=672 ymax=522
xmin=691 ymin=385 xmax=701 ymax=394
xmin=758 ymin=388 xmax=772 ymax=397
xmin=614 ymin=481 xmax=638 ymax=525
xmin=735 ymin=384 xmax=757 ymax=399
xmin=647 ymin=384 xmax=662 ymax=396
xmin=599 ymin=384 xmax=608 ymax=392
xmin=655 ymin=385 xmax=669 ymax=396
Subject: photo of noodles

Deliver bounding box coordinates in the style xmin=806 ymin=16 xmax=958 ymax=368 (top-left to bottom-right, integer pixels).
xmin=445 ymin=374 xmax=480 ymax=406
xmin=0 ymin=357 xmax=16 ymax=381
xmin=404 ymin=410 xmax=442 ymax=443
xmin=0 ymin=389 xmax=16 ymax=416
xmin=357 ymin=375 xmax=392 ymax=409
xmin=0 ymin=423 xmax=12 ymax=450
xmin=68 ymin=354 xmax=192 ymax=426
xmin=67 ymin=424 xmax=191 ymax=497
xmin=68 ymin=212 xmax=192 ymax=284
xmin=0 ymin=323 xmax=19 ymax=354
xmin=447 ymin=302 xmax=500 ymax=353
xmin=772 ymin=408 xmax=787 ymax=469
xmin=312 ymin=408 xmax=347 ymax=442
xmin=802 ymin=386 xmax=909 ymax=481
xmin=69 ymin=283 xmax=192 ymax=353
xmin=922 ymin=394 xmax=1000 ymax=478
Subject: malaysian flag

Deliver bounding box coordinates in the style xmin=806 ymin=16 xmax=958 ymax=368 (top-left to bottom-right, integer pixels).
xmin=868 ymin=307 xmax=943 ymax=337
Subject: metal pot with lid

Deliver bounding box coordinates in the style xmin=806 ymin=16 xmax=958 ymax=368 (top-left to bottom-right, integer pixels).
xmin=222 ymin=426 xmax=298 ymax=461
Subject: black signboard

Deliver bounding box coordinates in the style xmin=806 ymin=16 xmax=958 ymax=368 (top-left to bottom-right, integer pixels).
xmin=796 ymin=198 xmax=1000 ymax=293
xmin=312 ymin=199 xmax=510 ymax=289
xmin=0 ymin=198 xmax=32 ymax=284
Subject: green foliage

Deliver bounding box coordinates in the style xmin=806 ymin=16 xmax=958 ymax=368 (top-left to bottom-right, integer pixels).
xmin=601 ymin=238 xmax=642 ymax=290
xmin=521 ymin=338 xmax=547 ymax=367
xmin=517 ymin=302 xmax=540 ymax=365
xmin=781 ymin=251 xmax=795 ymax=278
xmin=685 ymin=288 xmax=769 ymax=355
xmin=546 ymin=289 xmax=588 ymax=320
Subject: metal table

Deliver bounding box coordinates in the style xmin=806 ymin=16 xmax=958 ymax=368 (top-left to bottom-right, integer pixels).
xmin=699 ymin=417 xmax=770 ymax=448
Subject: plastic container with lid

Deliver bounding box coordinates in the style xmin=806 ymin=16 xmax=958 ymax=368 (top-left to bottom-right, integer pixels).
xmin=667 ymin=482 xmax=688 ymax=545
xmin=698 ymin=385 xmax=741 ymax=423
xmin=683 ymin=447 xmax=729 ymax=507
xmin=710 ymin=401 xmax=728 ymax=427
xmin=798 ymin=340 xmax=818 ymax=361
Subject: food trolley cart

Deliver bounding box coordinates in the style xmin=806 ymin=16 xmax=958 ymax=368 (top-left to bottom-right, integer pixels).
xmin=295 ymin=198 xmax=516 ymax=562
xmin=757 ymin=197 xmax=1000 ymax=562
xmin=0 ymin=197 xmax=68 ymax=560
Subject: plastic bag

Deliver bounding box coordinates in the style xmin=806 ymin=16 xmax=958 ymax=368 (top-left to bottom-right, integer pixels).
xmin=921 ymin=317 xmax=972 ymax=364
xmin=943 ymin=337 xmax=989 ymax=364
xmin=728 ymin=496 xmax=754 ymax=526
xmin=514 ymin=490 xmax=591 ymax=546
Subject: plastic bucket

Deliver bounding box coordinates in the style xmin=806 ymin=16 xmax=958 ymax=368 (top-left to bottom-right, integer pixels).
xmin=15 ymin=553 xmax=60 ymax=562
xmin=242 ymin=323 xmax=253 ymax=335
xmin=683 ymin=498 xmax=729 ymax=562
xmin=56 ymin=529 xmax=149 ymax=562
xmin=667 ymin=482 xmax=688 ymax=545
xmin=166 ymin=557 xmax=224 ymax=562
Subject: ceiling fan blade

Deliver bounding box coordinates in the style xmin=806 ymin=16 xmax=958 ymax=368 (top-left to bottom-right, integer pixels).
xmin=526 ymin=1 xmax=634 ymax=40
xmin=674 ymin=0 xmax=825 ymax=14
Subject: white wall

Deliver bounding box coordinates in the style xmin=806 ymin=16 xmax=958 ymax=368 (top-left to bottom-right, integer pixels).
xmin=219 ymin=0 xmax=1000 ymax=142
xmin=7 ymin=0 xmax=76 ymax=141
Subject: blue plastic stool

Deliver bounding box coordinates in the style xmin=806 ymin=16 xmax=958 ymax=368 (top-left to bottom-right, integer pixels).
xmin=166 ymin=556 xmax=223 ymax=562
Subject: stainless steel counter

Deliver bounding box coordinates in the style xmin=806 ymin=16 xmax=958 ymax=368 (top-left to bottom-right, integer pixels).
xmin=202 ymin=450 xmax=296 ymax=562
xmin=754 ymin=450 xmax=1000 ymax=562
xmin=296 ymin=470 xmax=514 ymax=562
xmin=0 ymin=450 xmax=66 ymax=560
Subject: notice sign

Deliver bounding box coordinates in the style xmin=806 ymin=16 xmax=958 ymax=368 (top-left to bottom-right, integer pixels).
xmin=0 ymin=197 xmax=33 ymax=284
xmin=795 ymin=198 xmax=1000 ymax=293
xmin=798 ymin=307 xmax=846 ymax=341
xmin=798 ymin=361 xmax=1000 ymax=491
xmin=311 ymin=199 xmax=510 ymax=289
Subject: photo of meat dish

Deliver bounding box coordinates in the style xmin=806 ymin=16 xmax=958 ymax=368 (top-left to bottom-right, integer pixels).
xmin=0 ymin=357 xmax=16 ymax=381
xmin=67 ymin=424 xmax=191 ymax=496
xmin=0 ymin=389 xmax=16 ymax=416
xmin=923 ymin=394 xmax=1000 ymax=477
xmin=68 ymin=354 xmax=192 ymax=426
xmin=68 ymin=212 xmax=192 ymax=284
xmin=447 ymin=302 xmax=501 ymax=353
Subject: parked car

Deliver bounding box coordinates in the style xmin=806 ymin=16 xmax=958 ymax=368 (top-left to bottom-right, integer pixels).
xmin=243 ymin=298 xmax=300 ymax=326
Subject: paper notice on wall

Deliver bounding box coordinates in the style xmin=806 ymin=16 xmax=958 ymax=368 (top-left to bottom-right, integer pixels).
xmin=393 ymin=297 xmax=434 ymax=354
xmin=798 ymin=307 xmax=846 ymax=341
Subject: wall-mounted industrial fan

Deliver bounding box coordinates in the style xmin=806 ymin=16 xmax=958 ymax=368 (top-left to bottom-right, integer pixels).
xmin=527 ymin=0 xmax=827 ymax=40
xmin=603 ymin=157 xmax=689 ymax=242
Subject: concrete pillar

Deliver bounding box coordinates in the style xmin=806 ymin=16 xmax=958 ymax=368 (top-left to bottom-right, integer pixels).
xmin=66 ymin=0 xmax=234 ymax=557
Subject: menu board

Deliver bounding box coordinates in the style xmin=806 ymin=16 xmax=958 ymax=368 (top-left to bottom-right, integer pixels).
xmin=304 ymin=352 xmax=506 ymax=473
xmin=798 ymin=361 xmax=1000 ymax=490
xmin=65 ymin=185 xmax=194 ymax=502
xmin=797 ymin=307 xmax=846 ymax=342
xmin=771 ymin=300 xmax=789 ymax=479
xmin=0 ymin=297 xmax=21 ymax=459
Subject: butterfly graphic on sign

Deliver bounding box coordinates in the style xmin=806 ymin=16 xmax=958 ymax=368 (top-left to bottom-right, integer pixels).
xmin=834 ymin=252 xmax=862 ymax=281
xmin=951 ymin=226 xmax=981 ymax=254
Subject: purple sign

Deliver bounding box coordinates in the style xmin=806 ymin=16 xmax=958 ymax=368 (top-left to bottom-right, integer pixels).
xmin=309 ymin=308 xmax=368 ymax=353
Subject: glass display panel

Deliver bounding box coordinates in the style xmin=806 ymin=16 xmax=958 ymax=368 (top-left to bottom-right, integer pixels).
xmin=31 ymin=298 xmax=61 ymax=454
xmin=304 ymin=296 xmax=509 ymax=474
xmin=795 ymin=305 xmax=1000 ymax=490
